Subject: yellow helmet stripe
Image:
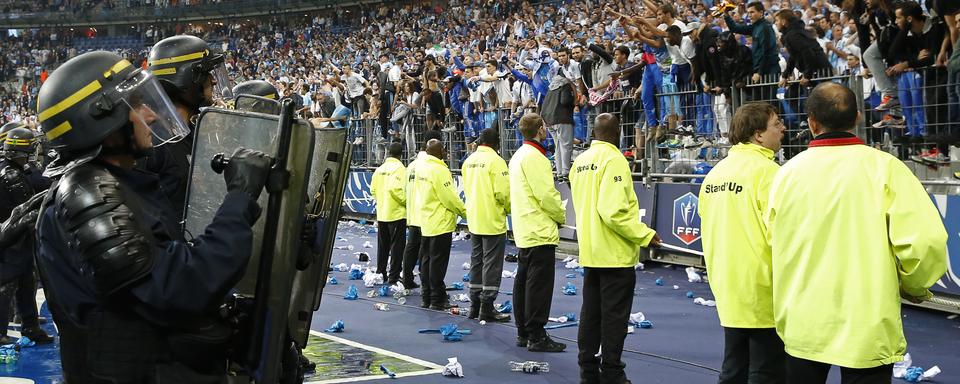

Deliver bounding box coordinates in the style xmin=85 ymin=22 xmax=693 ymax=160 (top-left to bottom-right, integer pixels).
xmin=5 ymin=138 xmax=31 ymax=146
xmin=46 ymin=121 xmax=73 ymax=141
xmin=149 ymin=50 xmax=208 ymax=66
xmin=151 ymin=68 xmax=177 ymax=76
xmin=263 ymin=94 xmax=277 ymax=100
xmin=38 ymin=80 xmax=102 ymax=123
xmin=103 ymin=59 xmax=133 ymax=78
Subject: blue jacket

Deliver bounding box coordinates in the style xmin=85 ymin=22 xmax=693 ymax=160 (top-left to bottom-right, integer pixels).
xmin=724 ymin=15 xmax=781 ymax=76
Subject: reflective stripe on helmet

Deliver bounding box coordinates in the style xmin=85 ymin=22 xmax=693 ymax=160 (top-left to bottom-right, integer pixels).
xmin=38 ymin=80 xmax=102 ymax=123
xmin=149 ymin=50 xmax=208 ymax=66
xmin=46 ymin=121 xmax=72 ymax=140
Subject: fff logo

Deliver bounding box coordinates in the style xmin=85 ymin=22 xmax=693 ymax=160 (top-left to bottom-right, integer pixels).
xmin=672 ymin=192 xmax=701 ymax=245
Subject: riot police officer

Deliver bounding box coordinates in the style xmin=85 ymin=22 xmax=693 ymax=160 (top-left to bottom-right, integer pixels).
xmin=232 ymin=80 xmax=281 ymax=115
xmin=145 ymin=34 xmax=231 ymax=220
xmin=35 ymin=51 xmax=271 ymax=383
xmin=0 ymin=126 xmax=52 ymax=345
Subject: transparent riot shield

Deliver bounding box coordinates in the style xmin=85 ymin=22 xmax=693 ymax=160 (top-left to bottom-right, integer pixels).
xmin=235 ymin=94 xmax=281 ymax=115
xmin=287 ymin=126 xmax=351 ymax=348
xmin=183 ymin=101 xmax=316 ymax=383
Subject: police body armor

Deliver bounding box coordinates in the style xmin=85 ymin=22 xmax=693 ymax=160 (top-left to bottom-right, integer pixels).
xmin=46 ymin=163 xmax=231 ymax=384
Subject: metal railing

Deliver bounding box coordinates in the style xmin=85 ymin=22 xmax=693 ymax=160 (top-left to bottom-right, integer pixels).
xmin=351 ymin=68 xmax=960 ymax=185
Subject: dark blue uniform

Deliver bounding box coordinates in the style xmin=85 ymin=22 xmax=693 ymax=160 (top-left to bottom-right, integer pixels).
xmin=0 ymin=158 xmax=50 ymax=339
xmin=37 ymin=160 xmax=257 ymax=383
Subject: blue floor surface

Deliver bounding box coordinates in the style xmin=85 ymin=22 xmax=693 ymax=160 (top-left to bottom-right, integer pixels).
xmin=2 ymin=220 xmax=958 ymax=383
xmin=314 ymin=221 xmax=960 ymax=383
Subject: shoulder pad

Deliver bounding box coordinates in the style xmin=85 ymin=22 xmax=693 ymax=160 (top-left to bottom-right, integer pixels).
xmin=56 ymin=164 xmax=153 ymax=296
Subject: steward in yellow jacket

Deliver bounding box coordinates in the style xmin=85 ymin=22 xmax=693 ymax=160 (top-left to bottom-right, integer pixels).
xmin=508 ymin=115 xmax=568 ymax=352
xmin=569 ymin=113 xmax=659 ymax=382
xmin=370 ymin=143 xmax=408 ymax=285
xmin=462 ymin=129 xmax=511 ymax=322
xmin=399 ymin=130 xmax=443 ymax=289
xmin=697 ymin=103 xmax=786 ymax=382
xmin=415 ymin=139 xmax=466 ymax=310
xmin=766 ymin=84 xmax=947 ymax=379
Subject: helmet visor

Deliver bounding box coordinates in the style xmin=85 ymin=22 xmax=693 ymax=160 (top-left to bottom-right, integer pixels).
xmin=117 ymin=71 xmax=191 ymax=147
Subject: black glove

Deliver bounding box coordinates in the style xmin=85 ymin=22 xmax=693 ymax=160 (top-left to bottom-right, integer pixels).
xmin=224 ymin=148 xmax=272 ymax=200
xmin=0 ymin=191 xmax=45 ymax=248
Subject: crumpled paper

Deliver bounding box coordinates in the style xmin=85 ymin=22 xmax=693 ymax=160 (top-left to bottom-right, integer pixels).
xmin=564 ymin=260 xmax=580 ymax=269
xmin=894 ymin=353 xmax=941 ymax=382
xmin=462 ymin=262 xmax=471 ymax=270
xmin=462 ymin=272 xmax=471 ymax=282
xmin=562 ymin=282 xmax=577 ymax=295
xmin=327 ymin=276 xmax=338 ymax=285
xmin=363 ymin=269 xmax=383 ymax=287
xmin=693 ymin=297 xmax=717 ymax=307
xmin=686 ymin=267 xmax=703 ymax=283
xmin=440 ymin=323 xmax=464 ymax=342
xmin=442 ymin=357 xmax=464 ymax=377
xmin=324 ymin=320 xmax=345 ymax=333
xmin=344 ymin=285 xmax=359 ymax=300
xmin=363 ymin=241 xmax=373 ymax=248
xmin=629 ymin=312 xmax=645 ymax=325
xmin=502 ymin=269 xmax=516 ymax=278
xmin=496 ymin=300 xmax=512 ymax=314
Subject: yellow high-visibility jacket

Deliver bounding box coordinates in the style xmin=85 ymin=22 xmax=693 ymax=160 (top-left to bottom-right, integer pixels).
xmin=570 ymin=140 xmax=656 ymax=267
xmin=509 ymin=142 xmax=566 ymax=248
xmin=462 ymin=145 xmax=510 ymax=235
xmin=698 ymin=143 xmax=779 ymax=328
xmin=416 ymin=155 xmax=467 ymax=237
xmin=405 ymin=152 xmax=428 ymax=227
xmin=766 ymin=137 xmax=947 ymax=368
xmin=371 ymin=157 xmax=406 ymax=222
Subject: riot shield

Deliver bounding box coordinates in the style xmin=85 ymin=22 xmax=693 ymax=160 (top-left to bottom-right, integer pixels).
xmin=183 ymin=102 xmax=315 ymax=383
xmin=235 ymin=94 xmax=281 ymax=115
xmin=287 ymin=126 xmax=351 ymax=348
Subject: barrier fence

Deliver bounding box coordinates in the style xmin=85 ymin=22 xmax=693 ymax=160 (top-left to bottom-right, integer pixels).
xmin=341 ymin=68 xmax=960 ymax=184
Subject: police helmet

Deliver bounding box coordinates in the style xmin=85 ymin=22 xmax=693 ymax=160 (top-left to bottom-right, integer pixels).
xmin=37 ymin=51 xmax=190 ymax=156
xmin=148 ymin=35 xmax=230 ymax=108
xmin=232 ymin=80 xmax=281 ymax=115
xmin=0 ymin=121 xmax=25 ymax=143
xmin=232 ymin=80 xmax=279 ymax=101
xmin=3 ymin=127 xmax=36 ymax=157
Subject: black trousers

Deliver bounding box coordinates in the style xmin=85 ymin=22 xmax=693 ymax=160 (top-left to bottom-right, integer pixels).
xmin=786 ymin=355 xmax=892 ymax=384
xmin=421 ymin=232 xmax=453 ymax=304
xmin=468 ymin=234 xmax=506 ymax=303
xmin=376 ymin=219 xmax=407 ymax=283
xmin=401 ymin=225 xmax=423 ymax=286
xmin=578 ymin=267 xmax=635 ymax=384
xmin=0 ymin=272 xmax=40 ymax=334
xmin=719 ymin=327 xmax=786 ymax=384
xmin=513 ymin=245 xmax=556 ymax=339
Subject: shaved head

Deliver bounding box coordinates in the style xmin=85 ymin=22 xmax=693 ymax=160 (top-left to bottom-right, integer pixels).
xmin=594 ymin=113 xmax=620 ymax=144
xmin=426 ymin=139 xmax=445 ymax=159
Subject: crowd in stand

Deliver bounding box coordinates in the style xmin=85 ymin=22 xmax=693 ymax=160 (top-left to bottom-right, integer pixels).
xmin=2 ymin=0 xmax=959 ymax=167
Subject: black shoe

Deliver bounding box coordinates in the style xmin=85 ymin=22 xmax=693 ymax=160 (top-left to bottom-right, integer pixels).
xmin=430 ymin=302 xmax=457 ymax=311
xmin=387 ymin=279 xmax=400 ymax=286
xmin=528 ymin=335 xmax=566 ymax=352
xmin=479 ymin=301 xmax=511 ymax=322
xmin=467 ymin=302 xmax=480 ymax=320
xmin=420 ymin=299 xmax=432 ymax=309
xmin=21 ymin=327 xmax=53 ymax=344
xmin=402 ymin=280 xmax=420 ymax=289
xmin=516 ymin=336 xmax=529 ymax=348
xmin=0 ymin=335 xmax=15 ymax=345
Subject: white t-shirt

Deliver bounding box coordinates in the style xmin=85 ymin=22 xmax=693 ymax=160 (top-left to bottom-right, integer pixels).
xmin=343 ymin=73 xmax=367 ymax=99
xmin=666 ymin=36 xmax=696 ymax=66
xmin=388 ymin=65 xmax=402 ymax=82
